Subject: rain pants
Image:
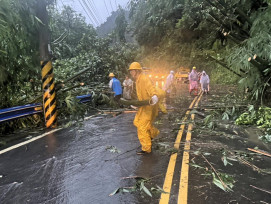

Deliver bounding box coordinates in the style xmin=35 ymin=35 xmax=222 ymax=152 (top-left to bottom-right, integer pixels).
xmin=133 ymin=73 xmax=160 ymax=153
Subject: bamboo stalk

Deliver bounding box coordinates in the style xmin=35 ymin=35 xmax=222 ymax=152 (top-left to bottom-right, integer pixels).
xmin=223 ymin=32 xmax=241 ymax=44
xmin=205 ymin=0 xmax=228 ymax=18
xmin=253 ymin=54 xmax=270 ymax=66
xmin=235 ymin=8 xmax=253 ymax=26
xmin=207 ymin=55 xmax=244 ymax=77
xmin=248 ymin=57 xmax=263 ymax=70
xmin=206 ymin=0 xmax=250 ymax=38
xmin=247 ymin=148 xmax=271 ymax=158
xmin=217 ymin=0 xmax=252 ymax=26
xmin=30 ymin=66 xmax=93 ymax=103
xmin=208 ymin=11 xmax=245 ymax=41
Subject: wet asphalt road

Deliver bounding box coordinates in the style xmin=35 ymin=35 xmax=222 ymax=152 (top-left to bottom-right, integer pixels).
xmin=2 ymin=84 xmax=270 ymax=204
xmin=0 ymin=83 xmax=191 ymax=204
xmin=0 ymin=111 xmax=174 ymax=204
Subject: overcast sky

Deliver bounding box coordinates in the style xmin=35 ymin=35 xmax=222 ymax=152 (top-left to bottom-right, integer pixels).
xmin=58 ymin=0 xmax=130 ymax=27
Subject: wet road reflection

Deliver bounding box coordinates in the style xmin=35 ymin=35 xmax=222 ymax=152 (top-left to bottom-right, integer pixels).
xmin=0 ymin=113 xmax=154 ymax=203
xmin=45 ymin=133 xmax=57 ymax=155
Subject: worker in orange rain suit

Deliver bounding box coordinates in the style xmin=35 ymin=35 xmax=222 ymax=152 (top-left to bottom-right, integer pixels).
xmin=129 ymin=62 xmax=165 ymax=155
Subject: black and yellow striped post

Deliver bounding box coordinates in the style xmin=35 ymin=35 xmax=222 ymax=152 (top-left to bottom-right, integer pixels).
xmin=41 ymin=61 xmax=57 ymax=128
xmin=37 ymin=0 xmax=57 ymax=128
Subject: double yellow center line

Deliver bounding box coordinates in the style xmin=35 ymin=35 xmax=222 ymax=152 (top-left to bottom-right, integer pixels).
xmin=160 ymin=92 xmax=203 ymax=204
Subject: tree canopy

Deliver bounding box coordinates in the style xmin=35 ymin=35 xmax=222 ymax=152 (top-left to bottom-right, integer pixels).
xmin=128 ymin=0 xmax=271 ymax=103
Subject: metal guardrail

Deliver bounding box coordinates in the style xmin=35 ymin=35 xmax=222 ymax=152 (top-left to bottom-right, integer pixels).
xmin=0 ymin=103 xmax=43 ymax=123
xmin=76 ymin=94 xmax=92 ymax=103
xmin=0 ymin=94 xmax=92 ymax=123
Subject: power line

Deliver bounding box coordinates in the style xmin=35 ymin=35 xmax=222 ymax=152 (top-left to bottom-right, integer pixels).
xmin=87 ymin=0 xmax=104 ymax=23
xmin=78 ymin=0 xmax=96 ymax=26
xmin=81 ymin=0 xmax=100 ymax=26
xmin=109 ymin=0 xmax=114 ymax=13
xmin=103 ymin=0 xmax=110 ymax=16
xmin=115 ymin=0 xmax=118 ymax=10
xmin=85 ymin=0 xmax=102 ymax=24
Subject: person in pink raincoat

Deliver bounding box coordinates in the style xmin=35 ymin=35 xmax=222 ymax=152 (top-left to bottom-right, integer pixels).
xmin=188 ymin=66 xmax=198 ymax=95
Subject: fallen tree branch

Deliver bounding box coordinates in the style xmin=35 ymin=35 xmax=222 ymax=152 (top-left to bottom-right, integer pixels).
xmin=241 ymin=194 xmax=255 ymax=203
xmin=201 ymin=154 xmax=229 ymax=190
xmin=247 ymin=148 xmax=271 ymax=158
xmin=250 ymin=185 xmax=271 ymax=195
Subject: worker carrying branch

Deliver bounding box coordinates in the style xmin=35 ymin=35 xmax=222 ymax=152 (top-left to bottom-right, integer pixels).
xmin=128 ymin=62 xmax=161 ymax=155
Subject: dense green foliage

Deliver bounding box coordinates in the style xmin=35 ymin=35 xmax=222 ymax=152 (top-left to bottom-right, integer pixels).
xmin=128 ymin=0 xmax=271 ymax=103
xmin=235 ymin=105 xmax=271 ymax=142
xmin=0 ymin=1 xmax=139 ymax=132
xmin=50 ymin=6 xmax=137 ymax=85
xmin=0 ymin=1 xmax=138 ymax=110
xmin=1 ymin=0 xmax=271 ymax=133
xmin=0 ymin=0 xmax=41 ymax=108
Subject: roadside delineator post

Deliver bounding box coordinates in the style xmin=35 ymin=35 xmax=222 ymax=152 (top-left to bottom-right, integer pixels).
xmin=41 ymin=61 xmax=57 ymax=128
xmin=37 ymin=0 xmax=57 ymax=128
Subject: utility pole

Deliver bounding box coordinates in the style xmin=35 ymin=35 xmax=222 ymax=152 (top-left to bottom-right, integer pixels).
xmin=37 ymin=0 xmax=57 ymax=128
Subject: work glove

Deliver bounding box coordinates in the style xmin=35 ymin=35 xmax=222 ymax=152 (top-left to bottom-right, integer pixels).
xmin=150 ymin=95 xmax=159 ymax=105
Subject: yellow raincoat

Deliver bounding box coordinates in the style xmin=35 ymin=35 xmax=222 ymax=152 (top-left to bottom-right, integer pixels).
xmin=134 ymin=73 xmax=161 ymax=153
